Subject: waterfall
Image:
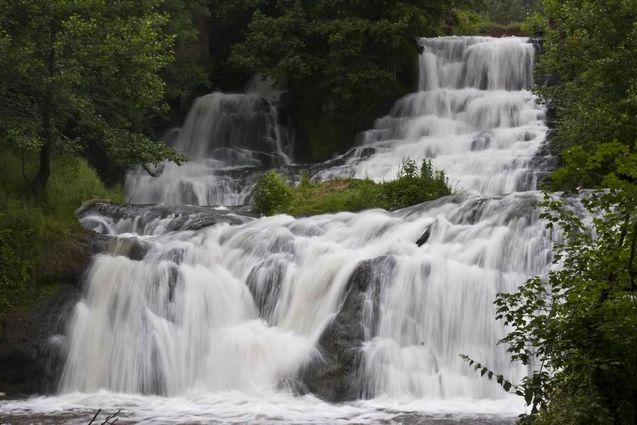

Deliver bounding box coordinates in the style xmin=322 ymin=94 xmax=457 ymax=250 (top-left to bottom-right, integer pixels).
xmin=28 ymin=36 xmax=551 ymax=421
xmin=125 ymin=92 xmax=293 ymax=206
xmin=316 ymin=36 xmax=544 ymax=197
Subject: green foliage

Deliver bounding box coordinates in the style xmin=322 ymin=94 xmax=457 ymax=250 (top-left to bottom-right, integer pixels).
xmin=0 ymin=148 xmax=123 ymax=313
xmin=452 ymin=9 xmax=501 ymax=35
xmin=466 ymin=185 xmax=637 ymax=424
xmin=0 ymin=0 xmax=187 ymax=192
xmin=207 ymin=0 xmax=270 ymax=90
xmin=459 ymin=354 xmax=518 ymax=393
xmin=160 ymin=0 xmax=210 ymax=100
xmin=286 ymin=179 xmax=382 ymax=217
xmin=255 ymin=159 xmax=451 ymax=217
xmin=537 ymin=0 xmax=637 ymax=188
xmin=382 ymin=159 xmax=451 ymax=210
xmin=253 ymin=170 xmax=294 ymax=215
xmin=551 ymin=142 xmax=637 ymax=192
xmin=0 ymin=204 xmax=34 ymax=313
xmin=471 ymin=0 xmax=542 ymax=24
xmin=229 ymin=0 xmax=456 ymax=159
xmin=521 ymin=11 xmax=547 ymax=35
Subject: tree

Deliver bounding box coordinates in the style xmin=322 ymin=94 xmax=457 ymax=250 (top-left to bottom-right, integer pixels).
xmin=462 ymin=0 xmax=637 ymax=421
xmin=471 ymin=0 xmax=542 ymax=23
xmin=229 ymin=0 xmax=458 ymax=159
xmin=462 ymin=143 xmax=637 ymax=424
xmin=160 ymin=0 xmax=211 ymax=102
xmin=0 ymin=0 xmax=185 ymax=193
xmin=537 ymin=0 xmax=637 ymax=185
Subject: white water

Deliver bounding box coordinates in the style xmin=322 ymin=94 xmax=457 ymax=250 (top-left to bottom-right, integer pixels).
xmin=317 ymin=36 xmax=544 ymax=196
xmin=126 ymin=92 xmax=292 ymax=206
xmin=1 ymin=36 xmax=549 ymax=424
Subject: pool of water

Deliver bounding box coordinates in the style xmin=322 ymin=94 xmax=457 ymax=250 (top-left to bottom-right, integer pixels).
xmin=0 ymin=392 xmax=521 ymax=424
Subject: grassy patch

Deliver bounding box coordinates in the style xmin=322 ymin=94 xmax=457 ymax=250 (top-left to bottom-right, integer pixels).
xmin=0 ymin=149 xmax=123 ymax=314
xmin=254 ymin=159 xmax=452 ymax=217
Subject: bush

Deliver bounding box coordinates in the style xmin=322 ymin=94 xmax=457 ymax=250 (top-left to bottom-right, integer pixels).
xmin=521 ymin=12 xmax=548 ymax=36
xmin=253 ymin=170 xmax=294 ymax=215
xmin=462 ymin=187 xmax=637 ymax=425
xmin=382 ymin=159 xmax=450 ymax=210
xmin=254 ymin=159 xmax=451 ymax=217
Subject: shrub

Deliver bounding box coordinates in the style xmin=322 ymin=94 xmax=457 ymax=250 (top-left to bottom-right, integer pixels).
xmin=382 ymin=159 xmax=450 ymax=210
xmin=253 ymin=170 xmax=294 ymax=215
xmin=254 ymin=159 xmax=451 ymax=217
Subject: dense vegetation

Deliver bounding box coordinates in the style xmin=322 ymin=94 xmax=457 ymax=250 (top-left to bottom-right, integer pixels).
xmin=462 ymin=1 xmax=637 ymax=424
xmin=0 ymin=0 xmax=192 ymax=193
xmin=253 ymin=160 xmax=451 ymax=216
xmin=0 ymin=151 xmax=122 ymax=313
xmin=228 ymin=0 xmax=458 ymax=159
xmin=472 ymin=0 xmax=542 ymax=24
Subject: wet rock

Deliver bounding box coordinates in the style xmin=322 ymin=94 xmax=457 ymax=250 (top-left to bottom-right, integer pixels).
xmin=77 ymin=202 xmax=256 ymax=235
xmin=470 ymin=133 xmax=491 ymax=151
xmin=300 ymin=256 xmax=394 ymax=402
xmin=416 ymin=227 xmax=432 ymax=247
xmin=0 ymin=227 xmax=89 ymax=396
xmin=0 ymin=281 xmax=82 ymax=395
xmin=246 ymin=256 xmax=287 ymax=321
xmin=32 ymin=284 xmax=82 ymax=393
xmin=106 ymin=238 xmax=150 ymax=261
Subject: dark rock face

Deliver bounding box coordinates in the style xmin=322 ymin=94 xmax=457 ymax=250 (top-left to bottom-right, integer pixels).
xmin=0 ymin=314 xmax=36 ymax=396
xmin=77 ymin=202 xmax=256 ymax=235
xmin=416 ymin=227 xmax=432 ymax=247
xmin=0 ymin=224 xmax=94 ymax=396
xmin=0 ymin=259 xmax=84 ymax=396
xmin=300 ymin=256 xmax=395 ymax=402
xmin=31 ymin=285 xmax=82 ymax=393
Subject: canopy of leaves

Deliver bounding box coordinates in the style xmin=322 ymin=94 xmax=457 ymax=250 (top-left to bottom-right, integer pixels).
xmin=0 ymin=0 xmax=187 ymax=190
xmin=493 ymin=183 xmax=637 ymax=424
xmin=160 ymin=0 xmax=210 ymax=101
xmin=228 ymin=0 xmax=460 ymax=159
xmin=470 ymin=0 xmax=542 ymax=24
xmin=537 ymin=0 xmax=637 ymax=189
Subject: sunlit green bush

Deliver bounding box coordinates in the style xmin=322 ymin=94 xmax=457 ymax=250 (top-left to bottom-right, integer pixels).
xmin=254 ymin=159 xmax=451 ymax=217
xmin=253 ymin=170 xmax=294 ymax=215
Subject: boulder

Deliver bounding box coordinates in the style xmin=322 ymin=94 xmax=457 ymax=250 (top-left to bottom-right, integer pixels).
xmin=299 ymin=256 xmax=394 ymax=402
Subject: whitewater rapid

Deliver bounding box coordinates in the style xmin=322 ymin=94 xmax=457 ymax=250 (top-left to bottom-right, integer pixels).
xmin=1 ymin=36 xmax=550 ymax=424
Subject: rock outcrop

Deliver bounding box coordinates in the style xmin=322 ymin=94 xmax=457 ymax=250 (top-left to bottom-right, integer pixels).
xmin=0 ymin=234 xmax=87 ymax=396
xmin=299 ymin=256 xmax=394 ymax=402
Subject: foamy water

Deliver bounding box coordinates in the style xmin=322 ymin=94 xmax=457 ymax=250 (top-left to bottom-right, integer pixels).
xmin=0 ymin=37 xmax=547 ymax=424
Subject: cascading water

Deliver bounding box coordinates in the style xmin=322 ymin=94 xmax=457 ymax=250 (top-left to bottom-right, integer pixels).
xmin=1 ymin=36 xmax=552 ymax=424
xmin=316 ymin=36 xmax=544 ymax=196
xmin=126 ymin=92 xmax=293 ymax=206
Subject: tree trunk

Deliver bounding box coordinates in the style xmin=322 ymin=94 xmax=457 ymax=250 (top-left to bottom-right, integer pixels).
xmin=31 ymin=133 xmax=52 ymax=194
xmin=32 ymin=19 xmax=56 ymax=195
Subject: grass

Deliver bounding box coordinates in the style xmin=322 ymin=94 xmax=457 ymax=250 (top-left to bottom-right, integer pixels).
xmin=254 ymin=159 xmax=452 ymax=217
xmin=0 ymin=149 xmax=123 ymax=313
